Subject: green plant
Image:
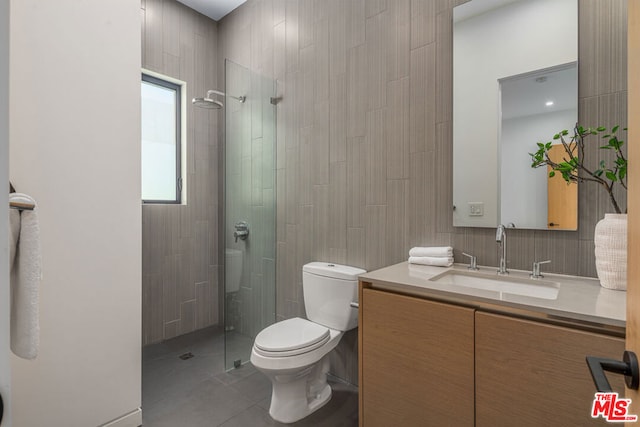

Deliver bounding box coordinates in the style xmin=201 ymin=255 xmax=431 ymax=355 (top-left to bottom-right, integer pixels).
xmin=530 ymin=125 xmax=627 ymax=214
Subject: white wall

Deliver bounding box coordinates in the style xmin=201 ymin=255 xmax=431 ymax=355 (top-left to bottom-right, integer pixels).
xmin=0 ymin=0 xmax=10 ymax=424
xmin=500 ymin=109 xmax=577 ymax=228
xmin=9 ymin=1 xmax=141 ymax=426
xmin=453 ymin=0 xmax=577 ymax=227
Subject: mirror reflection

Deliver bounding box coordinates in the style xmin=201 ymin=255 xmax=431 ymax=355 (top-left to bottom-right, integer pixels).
xmin=499 ymin=64 xmax=578 ymax=230
xmin=452 ymin=0 xmax=578 ymax=230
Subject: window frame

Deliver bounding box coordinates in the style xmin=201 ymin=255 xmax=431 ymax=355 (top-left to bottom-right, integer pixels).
xmin=141 ymin=73 xmax=182 ymax=204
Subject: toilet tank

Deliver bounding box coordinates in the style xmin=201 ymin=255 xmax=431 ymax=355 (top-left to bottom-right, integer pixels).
xmin=302 ymin=262 xmax=367 ymax=331
xmin=225 ymin=248 xmax=243 ymax=293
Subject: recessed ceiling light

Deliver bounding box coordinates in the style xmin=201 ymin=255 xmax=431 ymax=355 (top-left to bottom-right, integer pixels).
xmin=545 ymin=101 xmax=554 ymax=106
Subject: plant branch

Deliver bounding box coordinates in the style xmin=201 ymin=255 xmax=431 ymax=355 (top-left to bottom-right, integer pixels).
xmin=530 ymin=124 xmax=627 ymax=214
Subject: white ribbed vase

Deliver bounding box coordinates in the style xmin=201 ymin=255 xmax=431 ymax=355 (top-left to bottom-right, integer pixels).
xmin=594 ymin=213 xmax=627 ymax=290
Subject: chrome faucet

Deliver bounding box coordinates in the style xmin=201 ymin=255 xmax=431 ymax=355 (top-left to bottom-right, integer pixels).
xmin=496 ymin=224 xmax=508 ymax=275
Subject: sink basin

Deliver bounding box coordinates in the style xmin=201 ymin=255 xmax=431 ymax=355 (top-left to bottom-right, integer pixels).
xmin=428 ymin=270 xmax=560 ymax=300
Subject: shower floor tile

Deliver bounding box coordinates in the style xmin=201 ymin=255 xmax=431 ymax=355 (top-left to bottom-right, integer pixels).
xmin=142 ymin=326 xmax=359 ymax=427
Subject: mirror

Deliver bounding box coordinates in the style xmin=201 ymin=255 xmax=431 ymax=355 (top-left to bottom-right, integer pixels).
xmin=452 ymin=0 xmax=578 ymax=230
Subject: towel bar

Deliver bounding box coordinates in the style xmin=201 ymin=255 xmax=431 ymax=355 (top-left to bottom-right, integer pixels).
xmin=9 ymin=182 xmax=36 ymax=211
xmin=10 ymin=201 xmax=35 ymax=211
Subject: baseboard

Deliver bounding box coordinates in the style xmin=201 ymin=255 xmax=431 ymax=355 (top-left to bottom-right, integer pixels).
xmin=98 ymin=408 xmax=142 ymax=427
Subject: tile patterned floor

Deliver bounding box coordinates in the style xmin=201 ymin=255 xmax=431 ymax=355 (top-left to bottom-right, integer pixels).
xmin=142 ymin=326 xmax=359 ymax=426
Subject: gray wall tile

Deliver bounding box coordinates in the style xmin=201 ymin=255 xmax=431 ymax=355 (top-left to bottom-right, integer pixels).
xmin=329 ymin=74 xmax=347 ymax=163
xmin=410 ymin=0 xmax=435 ymax=49
xmin=365 ymin=13 xmax=387 ymax=111
xmin=329 ymin=162 xmax=348 ymax=253
xmin=365 ymin=109 xmax=387 ymax=205
xmin=386 ymin=0 xmax=410 ymax=81
xmin=386 ymin=78 xmax=410 ymax=180
xmin=365 ymin=0 xmax=386 ymax=19
xmin=346 ymin=44 xmax=367 ymax=138
xmin=346 ymin=0 xmax=366 ymax=49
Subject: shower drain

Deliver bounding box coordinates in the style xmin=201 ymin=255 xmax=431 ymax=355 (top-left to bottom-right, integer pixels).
xmin=179 ymin=352 xmax=194 ymax=360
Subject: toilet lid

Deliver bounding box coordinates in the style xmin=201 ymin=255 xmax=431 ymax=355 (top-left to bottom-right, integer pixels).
xmin=254 ymin=317 xmax=330 ymax=357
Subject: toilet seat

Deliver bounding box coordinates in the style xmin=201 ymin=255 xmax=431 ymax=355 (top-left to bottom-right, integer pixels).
xmin=254 ymin=317 xmax=330 ymax=357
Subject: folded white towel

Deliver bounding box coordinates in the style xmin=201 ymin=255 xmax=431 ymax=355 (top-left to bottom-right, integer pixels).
xmin=409 ymin=246 xmax=453 ymax=258
xmin=408 ymin=256 xmax=454 ymax=267
xmin=9 ymin=193 xmax=42 ymax=360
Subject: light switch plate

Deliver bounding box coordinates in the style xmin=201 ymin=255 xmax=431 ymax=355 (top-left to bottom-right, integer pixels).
xmin=468 ymin=202 xmax=484 ymax=216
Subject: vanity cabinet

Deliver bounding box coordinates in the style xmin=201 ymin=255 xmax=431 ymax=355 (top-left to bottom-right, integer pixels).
xmin=475 ymin=312 xmax=625 ymax=427
xmin=359 ymin=288 xmax=475 ymax=427
xmin=359 ymin=282 xmax=625 ymax=427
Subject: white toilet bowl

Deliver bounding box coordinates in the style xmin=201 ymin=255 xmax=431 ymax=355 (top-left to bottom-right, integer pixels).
xmin=251 ymin=317 xmax=343 ymax=423
xmin=250 ymin=262 xmax=366 ymax=424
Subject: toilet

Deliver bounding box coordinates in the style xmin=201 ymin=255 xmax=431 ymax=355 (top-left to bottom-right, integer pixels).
xmin=250 ymin=262 xmax=366 ymax=424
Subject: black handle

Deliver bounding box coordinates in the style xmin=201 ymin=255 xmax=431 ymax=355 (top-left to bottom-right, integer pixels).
xmin=586 ymin=351 xmax=639 ymax=392
xmin=549 ymin=222 xmax=559 ymax=227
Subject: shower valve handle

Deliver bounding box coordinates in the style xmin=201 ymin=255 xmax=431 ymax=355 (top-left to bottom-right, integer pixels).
xmin=234 ymin=221 xmax=249 ymax=243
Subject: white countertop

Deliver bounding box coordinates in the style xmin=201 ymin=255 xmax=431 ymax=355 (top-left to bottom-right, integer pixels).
xmin=359 ymin=262 xmax=626 ymax=331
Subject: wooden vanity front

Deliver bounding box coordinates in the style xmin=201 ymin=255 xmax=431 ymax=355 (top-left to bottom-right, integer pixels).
xmin=358 ymin=264 xmax=626 ymax=427
xmin=360 ymin=288 xmax=475 ymax=426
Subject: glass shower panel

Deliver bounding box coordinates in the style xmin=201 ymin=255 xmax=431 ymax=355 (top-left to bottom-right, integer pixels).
xmin=224 ymin=60 xmax=276 ymax=370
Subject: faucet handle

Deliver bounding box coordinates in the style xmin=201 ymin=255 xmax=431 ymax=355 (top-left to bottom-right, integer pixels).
xmin=462 ymin=252 xmax=479 ymax=271
xmin=233 ymin=221 xmax=250 ymax=243
xmin=531 ymin=260 xmax=551 ymax=279
xmin=234 ymin=221 xmax=249 ymax=231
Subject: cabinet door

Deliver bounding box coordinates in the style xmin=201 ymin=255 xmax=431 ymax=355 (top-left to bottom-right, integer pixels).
xmin=360 ymin=288 xmax=475 ymax=426
xmin=475 ymin=312 xmax=625 ymax=427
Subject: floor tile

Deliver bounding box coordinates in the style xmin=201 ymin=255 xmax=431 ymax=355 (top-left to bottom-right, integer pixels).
xmin=218 ymin=405 xmax=278 ymax=427
xmin=144 ymin=378 xmax=255 ymax=427
xmin=213 ymin=362 xmax=257 ymax=386
xmin=229 ymin=371 xmax=272 ymax=404
xmin=141 ymin=327 xmax=359 ymax=426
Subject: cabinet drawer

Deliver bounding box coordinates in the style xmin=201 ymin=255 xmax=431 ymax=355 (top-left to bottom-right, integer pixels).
xmin=475 ymin=312 xmax=625 ymax=427
xmin=360 ymin=288 xmax=475 ymax=426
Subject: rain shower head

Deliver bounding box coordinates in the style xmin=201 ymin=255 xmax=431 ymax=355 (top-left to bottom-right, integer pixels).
xmin=192 ymin=89 xmax=246 ymax=109
xmin=192 ymin=97 xmax=223 ymax=109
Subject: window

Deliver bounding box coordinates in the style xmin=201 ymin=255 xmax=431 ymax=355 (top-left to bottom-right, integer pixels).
xmin=141 ymin=73 xmax=182 ymax=203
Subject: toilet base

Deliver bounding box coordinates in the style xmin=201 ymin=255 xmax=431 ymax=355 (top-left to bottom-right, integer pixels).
xmin=269 ymin=382 xmax=331 ymax=424
xmin=267 ymin=355 xmax=332 ymax=423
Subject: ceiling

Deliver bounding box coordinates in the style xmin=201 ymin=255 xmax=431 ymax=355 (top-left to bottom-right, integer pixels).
xmin=501 ymin=64 xmax=577 ymax=120
xmin=176 ymin=0 xmax=247 ymax=21
xmin=454 ymin=0 xmax=522 ymax=23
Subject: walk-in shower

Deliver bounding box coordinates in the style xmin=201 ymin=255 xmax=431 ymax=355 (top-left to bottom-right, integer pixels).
xmin=192 ymin=89 xmax=246 ymax=109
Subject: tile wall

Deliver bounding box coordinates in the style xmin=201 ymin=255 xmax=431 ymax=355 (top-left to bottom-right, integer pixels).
xmin=141 ymin=0 xmax=221 ymax=345
xmin=218 ymin=0 xmax=628 ymax=385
